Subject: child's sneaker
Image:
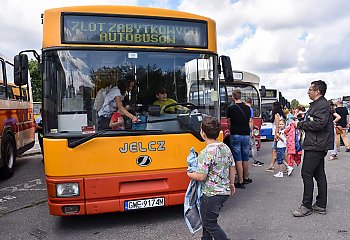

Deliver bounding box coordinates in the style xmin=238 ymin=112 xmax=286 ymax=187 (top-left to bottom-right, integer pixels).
xmin=329 ymin=154 xmax=338 ymax=160
xmin=273 ymin=172 xmax=283 ymax=178
xmin=287 ymin=166 xmax=294 ymax=176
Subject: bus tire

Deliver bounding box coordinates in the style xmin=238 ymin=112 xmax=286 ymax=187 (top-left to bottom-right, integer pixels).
xmin=0 ymin=134 xmax=16 ymax=179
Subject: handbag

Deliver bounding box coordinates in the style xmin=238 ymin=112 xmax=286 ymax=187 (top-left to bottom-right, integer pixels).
xmin=335 ymin=126 xmax=342 ymax=135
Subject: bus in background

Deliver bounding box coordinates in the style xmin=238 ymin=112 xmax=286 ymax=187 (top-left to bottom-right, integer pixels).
xmin=33 ymin=102 xmax=42 ymax=120
xmin=259 ymin=87 xmax=289 ymax=140
xmin=0 ymin=53 xmax=35 ymax=179
xmin=342 ymin=96 xmax=350 ymax=111
xmin=220 ymin=71 xmax=262 ymax=150
xmin=15 ymin=6 xmax=233 ymax=215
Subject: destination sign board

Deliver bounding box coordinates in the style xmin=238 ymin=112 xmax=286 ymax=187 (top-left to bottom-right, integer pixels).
xmin=343 ymin=96 xmax=350 ymax=101
xmin=62 ymin=13 xmax=208 ymax=48
xmin=265 ymin=89 xmax=277 ymax=98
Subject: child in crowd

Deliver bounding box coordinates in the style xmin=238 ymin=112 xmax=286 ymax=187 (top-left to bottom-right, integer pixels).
xmin=109 ymin=109 xmax=125 ymax=130
xmin=187 ymin=116 xmax=236 ymax=240
xmin=274 ymin=119 xmax=288 ymax=178
xmin=284 ymin=118 xmax=302 ymax=172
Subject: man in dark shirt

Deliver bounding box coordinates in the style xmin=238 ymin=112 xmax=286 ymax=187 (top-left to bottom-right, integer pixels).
xmin=292 ymin=80 xmax=334 ymax=217
xmin=335 ymin=100 xmax=349 ymax=152
xmin=227 ymin=89 xmax=252 ymax=189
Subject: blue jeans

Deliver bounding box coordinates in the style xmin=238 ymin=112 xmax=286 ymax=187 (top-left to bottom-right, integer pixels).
xmin=200 ymin=194 xmax=229 ymax=240
xmin=230 ymin=135 xmax=250 ymax=161
xmin=276 ymin=147 xmax=286 ymax=164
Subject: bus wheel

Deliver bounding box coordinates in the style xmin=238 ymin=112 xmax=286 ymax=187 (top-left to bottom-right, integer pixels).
xmin=0 ymin=134 xmax=16 ymax=179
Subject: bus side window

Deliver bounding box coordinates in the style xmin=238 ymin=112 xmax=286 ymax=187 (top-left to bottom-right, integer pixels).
xmin=7 ymin=86 xmax=14 ymax=99
xmin=0 ymin=86 xmax=6 ymax=99
xmin=22 ymin=87 xmax=28 ymax=101
xmin=0 ymin=63 xmax=5 ymax=99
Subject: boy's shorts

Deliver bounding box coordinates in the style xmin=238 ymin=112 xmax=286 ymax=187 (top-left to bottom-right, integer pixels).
xmin=230 ymin=134 xmax=250 ymax=161
xmin=276 ymin=147 xmax=286 ymax=164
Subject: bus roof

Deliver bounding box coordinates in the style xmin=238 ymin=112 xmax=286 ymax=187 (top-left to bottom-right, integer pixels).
xmin=45 ymin=5 xmax=215 ymax=22
xmin=42 ymin=5 xmax=217 ymax=52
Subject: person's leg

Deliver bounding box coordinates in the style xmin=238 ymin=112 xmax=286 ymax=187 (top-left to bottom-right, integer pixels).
xmin=236 ymin=161 xmax=243 ymax=184
xmin=38 ymin=136 xmax=43 ymax=155
xmin=230 ymin=135 xmax=243 ymax=184
xmin=274 ymin=148 xmax=284 ymax=177
xmin=200 ymin=195 xmax=212 ymax=240
xmin=250 ymin=136 xmax=258 ymax=162
xmin=278 ymin=163 xmax=283 ymax=172
xmin=340 ymin=130 xmax=350 ymax=149
xmin=301 ymin=151 xmax=321 ymax=209
xmin=335 ymin=133 xmax=340 ymax=150
xmin=241 ymin=135 xmax=251 ymax=180
xmin=329 ymin=127 xmax=338 ymax=157
xmin=266 ymin=143 xmax=277 ymax=171
xmin=314 ymin=151 xmax=327 ymax=208
xmin=200 ymin=195 xmax=229 ymax=240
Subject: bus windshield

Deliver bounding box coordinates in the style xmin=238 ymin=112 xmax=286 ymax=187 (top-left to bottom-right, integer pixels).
xmin=43 ymin=50 xmax=218 ymax=135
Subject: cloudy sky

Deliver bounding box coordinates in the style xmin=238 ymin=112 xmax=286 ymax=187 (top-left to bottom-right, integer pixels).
xmin=1 ymin=0 xmax=350 ymax=104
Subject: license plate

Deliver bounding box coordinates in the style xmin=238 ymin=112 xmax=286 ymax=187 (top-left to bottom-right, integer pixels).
xmin=124 ymin=197 xmax=165 ymax=210
xmin=260 ymin=136 xmax=266 ymax=139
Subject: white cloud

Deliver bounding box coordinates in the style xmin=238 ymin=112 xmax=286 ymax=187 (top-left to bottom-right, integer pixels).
xmin=177 ymin=0 xmax=350 ymax=104
xmin=0 ymin=0 xmax=137 ymax=57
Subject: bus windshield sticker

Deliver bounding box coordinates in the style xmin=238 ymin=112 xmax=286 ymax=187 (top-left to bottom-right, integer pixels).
xmin=128 ymin=53 xmax=138 ymax=59
xmin=62 ymin=14 xmax=208 ymax=48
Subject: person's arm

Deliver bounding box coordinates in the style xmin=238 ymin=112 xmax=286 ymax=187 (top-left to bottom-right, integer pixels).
xmin=227 ymin=107 xmax=231 ymax=129
xmin=229 ymin=166 xmax=236 ymax=196
xmin=227 ymin=118 xmax=231 ymax=130
xmin=275 ymin=132 xmax=282 ymax=141
xmin=333 ymin=112 xmax=341 ymax=125
xmin=249 ymin=118 xmax=254 ymax=137
xmin=297 ymin=104 xmax=329 ymax=131
xmin=274 ymin=113 xmax=280 ymax=130
xmin=187 ymin=172 xmax=207 ymax=181
xmin=115 ymin=96 xmax=139 ymax=123
xmin=35 ymin=118 xmax=43 ymax=130
xmin=109 ymin=114 xmax=124 ymax=129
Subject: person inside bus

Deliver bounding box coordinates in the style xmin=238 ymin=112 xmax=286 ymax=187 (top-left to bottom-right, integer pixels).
xmin=3 ymin=109 xmax=18 ymax=128
xmin=153 ymin=88 xmax=178 ymax=113
xmin=97 ymin=78 xmax=139 ymax=130
xmin=35 ymin=108 xmax=44 ymax=161
xmin=109 ymin=108 xmax=125 ymax=130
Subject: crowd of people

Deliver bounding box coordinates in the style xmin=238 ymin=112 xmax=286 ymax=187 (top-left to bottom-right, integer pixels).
xmin=186 ymin=80 xmax=349 ymax=239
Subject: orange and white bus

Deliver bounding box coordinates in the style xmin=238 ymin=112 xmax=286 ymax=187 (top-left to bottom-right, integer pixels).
xmin=15 ymin=6 xmax=233 ymax=215
xmin=0 ymin=53 xmax=35 ymax=179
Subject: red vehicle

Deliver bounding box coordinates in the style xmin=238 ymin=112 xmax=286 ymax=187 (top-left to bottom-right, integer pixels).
xmin=220 ymin=71 xmax=262 ymax=150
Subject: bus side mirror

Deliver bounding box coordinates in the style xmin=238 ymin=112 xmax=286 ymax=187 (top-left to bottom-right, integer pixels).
xmin=14 ymin=54 xmax=29 ymax=86
xmin=260 ymin=85 xmax=266 ymax=97
xmin=220 ymin=56 xmax=233 ymax=83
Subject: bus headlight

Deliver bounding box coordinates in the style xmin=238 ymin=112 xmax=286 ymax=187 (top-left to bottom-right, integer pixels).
xmin=56 ymin=183 xmax=80 ymax=198
xmin=253 ymin=129 xmax=259 ymax=136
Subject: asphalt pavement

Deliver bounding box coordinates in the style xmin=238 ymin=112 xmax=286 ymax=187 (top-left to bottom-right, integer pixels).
xmin=5 ymin=134 xmax=350 ymax=240
xmin=21 ymin=133 xmax=42 ymax=157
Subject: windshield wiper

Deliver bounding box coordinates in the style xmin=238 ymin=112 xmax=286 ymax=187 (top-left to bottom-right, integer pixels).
xmin=68 ymin=128 xmax=164 ymax=148
xmin=68 ymin=129 xmax=109 ymax=148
